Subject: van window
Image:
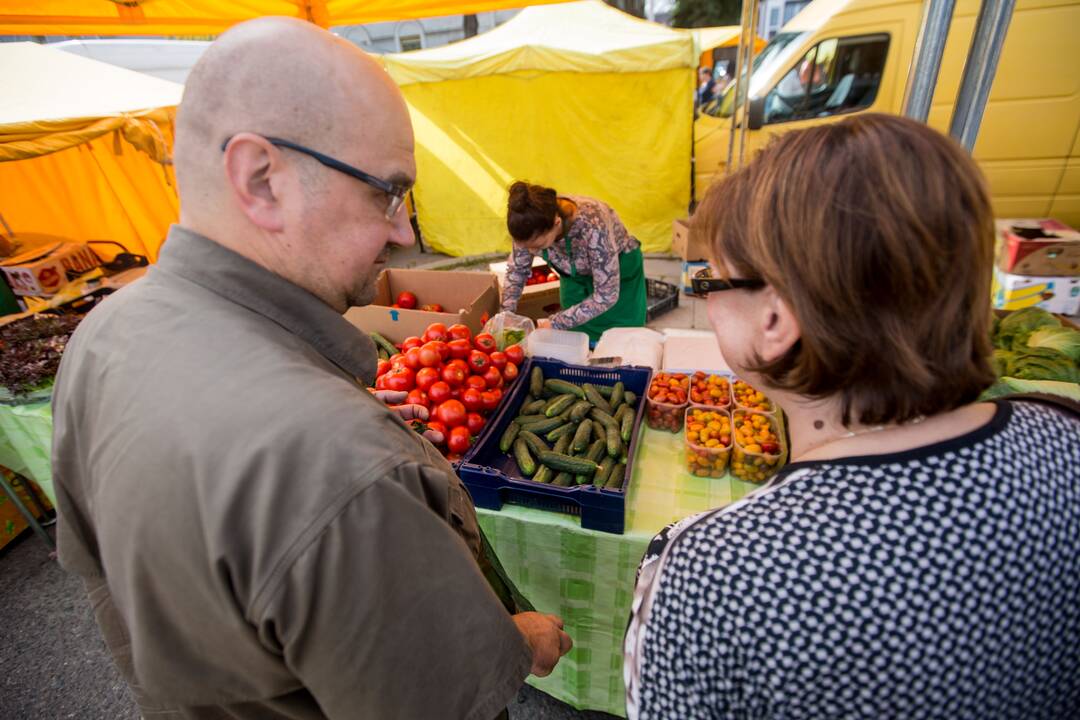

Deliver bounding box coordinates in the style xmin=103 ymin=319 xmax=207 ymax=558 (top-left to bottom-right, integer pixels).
xmin=702 ymin=31 xmax=807 ymax=119
xmin=763 ymin=34 xmax=889 ymax=124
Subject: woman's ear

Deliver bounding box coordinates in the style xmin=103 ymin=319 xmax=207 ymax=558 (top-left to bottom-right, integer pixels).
xmin=758 ymin=285 xmax=800 ymax=363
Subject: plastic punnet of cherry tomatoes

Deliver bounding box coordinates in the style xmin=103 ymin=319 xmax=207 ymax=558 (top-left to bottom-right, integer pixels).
xmin=732 ymin=379 xmax=775 ymax=413
xmin=644 ymin=372 xmax=689 ymax=431
xmin=684 ymin=408 xmax=732 ymax=477
xmin=731 ymin=410 xmax=785 ymax=483
xmin=689 ymin=372 xmax=731 ymax=408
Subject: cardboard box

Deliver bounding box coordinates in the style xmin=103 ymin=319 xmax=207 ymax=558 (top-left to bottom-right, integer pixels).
xmin=681 ymin=260 xmax=709 ymax=295
xmin=488 ymin=255 xmax=561 ymax=321
xmin=0 ymin=239 xmax=99 ymax=296
xmin=995 ymin=219 xmax=1080 ymax=276
xmin=344 ymin=268 xmax=500 ymax=343
xmin=992 ymin=266 xmax=1080 ymax=316
xmin=672 ymin=217 xmax=711 ymax=261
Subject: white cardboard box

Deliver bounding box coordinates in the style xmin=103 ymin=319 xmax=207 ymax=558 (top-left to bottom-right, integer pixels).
xmin=992 ymin=267 xmax=1080 ymax=316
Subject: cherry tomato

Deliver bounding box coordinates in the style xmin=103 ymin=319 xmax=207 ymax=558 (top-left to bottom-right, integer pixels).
xmin=384 ymin=366 xmax=415 ymax=393
xmin=466 ymin=412 xmax=486 ymax=435
xmin=376 ymin=360 xmax=391 ymax=377
xmin=447 ymin=426 xmax=472 ymax=454
xmin=462 ymin=387 xmax=484 ymax=412
xmin=431 ymin=340 xmax=451 ymax=362
xmin=422 ymin=323 xmax=448 ymax=343
xmin=448 ymin=339 xmax=472 ymax=360
xmin=465 ymin=375 xmax=488 ymax=391
xmin=401 ymin=336 xmax=423 ymax=352
xmin=483 ymin=366 xmax=504 ymax=389
xmin=415 ymin=367 xmax=440 ymax=392
xmin=441 ymin=364 xmax=466 ymax=387
xmin=480 ymin=390 xmax=499 ymax=412
xmin=488 ymin=351 xmax=508 ymax=370
xmin=403 ymin=347 xmax=423 ymax=371
xmin=504 ymin=344 xmax=525 ymax=365
xmin=468 ymin=350 xmax=491 ymax=374
xmin=418 ymin=343 xmax=442 ymax=368
xmin=448 ymin=324 xmax=472 ymax=341
xmin=502 ymin=362 xmax=519 ymax=382
xmin=436 ymin=399 xmax=467 ymax=429
xmin=473 ymin=333 xmax=497 ymax=354
xmin=396 ymin=291 xmax=418 ymax=309
xmin=405 ymin=389 xmax=429 ymax=408
xmin=426 ymin=421 xmax=447 ymax=444
xmin=428 ymin=381 xmax=452 ymax=405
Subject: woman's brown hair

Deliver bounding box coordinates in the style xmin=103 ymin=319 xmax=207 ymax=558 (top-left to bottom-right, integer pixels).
xmin=507 ymin=181 xmax=562 ymax=241
xmin=694 ymin=113 xmax=996 ymax=425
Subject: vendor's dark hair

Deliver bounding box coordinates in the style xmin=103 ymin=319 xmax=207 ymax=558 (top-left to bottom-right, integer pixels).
xmin=507 ymin=181 xmax=561 ymax=241
xmin=694 ymin=113 xmax=996 ymax=426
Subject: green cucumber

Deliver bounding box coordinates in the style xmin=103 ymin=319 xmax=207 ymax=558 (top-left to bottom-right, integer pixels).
xmin=544 ymin=379 xmax=586 ymax=399
xmin=513 ymin=438 xmax=536 ymax=477
xmin=522 ymin=398 xmax=547 ymax=415
xmin=545 ymin=422 xmax=578 ymax=443
xmin=553 ymin=433 xmax=573 ymax=456
xmin=612 ymin=404 xmax=629 ymax=422
xmin=530 ymin=366 xmax=544 ymax=398
xmin=606 ymin=462 xmax=626 ymax=490
xmin=544 ymin=393 xmax=577 ymax=417
xmin=533 ymin=465 xmax=554 ymax=484
xmin=499 ymin=422 xmax=521 ymax=453
xmin=620 ymin=408 xmax=635 ymax=443
xmin=569 ymin=399 xmax=594 ymax=422
xmin=593 ymin=456 xmax=616 ymax=487
xmin=515 ymin=413 xmax=548 ymax=425
xmin=624 ymin=390 xmax=637 ymax=407
xmin=610 ymin=381 xmax=625 ymax=409
xmin=593 ymin=419 xmax=607 ymax=442
xmin=596 ymin=384 xmax=614 ymax=398
xmin=369 ymin=331 xmax=399 ymax=358
xmin=575 ymin=440 xmax=607 ymax=484
xmin=571 ymin=420 xmax=593 ymax=453
xmin=552 ymin=471 xmax=574 ymax=487
xmin=518 ymin=417 xmax=563 ymax=435
xmin=538 ymin=451 xmax=599 ymax=475
xmin=518 ymin=430 xmax=550 ymax=456
xmin=377 ymin=347 xmax=389 ymax=361
xmin=590 ymin=407 xmax=618 ymax=429
xmin=606 ymin=422 xmax=622 ymax=458
xmin=583 ymin=383 xmax=613 ymax=414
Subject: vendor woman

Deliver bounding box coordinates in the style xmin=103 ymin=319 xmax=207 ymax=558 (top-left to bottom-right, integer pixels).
xmin=501 ymin=181 xmax=646 ymax=342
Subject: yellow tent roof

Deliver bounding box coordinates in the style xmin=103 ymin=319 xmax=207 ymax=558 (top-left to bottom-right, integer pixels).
xmin=383 ymin=0 xmax=695 ymax=84
xmin=690 ymin=25 xmax=767 ymax=55
xmin=0 ymin=0 xmax=570 ymax=36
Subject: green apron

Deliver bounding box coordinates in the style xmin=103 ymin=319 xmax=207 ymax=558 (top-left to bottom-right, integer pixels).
xmin=544 ymin=233 xmax=647 ymax=344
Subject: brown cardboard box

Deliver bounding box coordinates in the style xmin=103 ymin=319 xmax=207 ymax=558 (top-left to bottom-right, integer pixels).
xmin=344 ymin=268 xmax=499 ymax=343
xmin=995 ymin=219 xmax=1080 ymax=276
xmin=671 ymin=217 xmax=710 ymax=261
xmin=488 ymin=256 xmax=561 ymax=321
xmin=0 ymin=237 xmax=100 ymax=296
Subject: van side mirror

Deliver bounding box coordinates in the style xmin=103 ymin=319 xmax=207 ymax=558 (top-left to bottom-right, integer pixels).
xmin=748 ymin=97 xmax=765 ymax=130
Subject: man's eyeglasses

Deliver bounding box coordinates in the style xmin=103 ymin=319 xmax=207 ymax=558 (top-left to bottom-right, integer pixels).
xmin=220 ymin=135 xmax=411 ymax=220
xmin=691 ymin=267 xmax=766 ymax=295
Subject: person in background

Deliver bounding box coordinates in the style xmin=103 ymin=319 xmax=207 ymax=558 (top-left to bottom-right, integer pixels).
xmin=501 ymin=181 xmax=646 ymax=343
xmin=696 ymin=66 xmax=717 ymax=107
xmin=52 ymin=17 xmax=569 ymax=720
xmin=624 ymin=114 xmax=1079 ymax=718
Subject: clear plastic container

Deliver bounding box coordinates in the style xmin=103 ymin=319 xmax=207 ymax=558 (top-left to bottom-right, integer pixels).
xmin=526 ymin=328 xmax=590 ymax=365
xmin=644 ymin=372 xmax=689 ymax=432
xmin=684 ymin=407 xmax=732 ymax=477
xmin=688 ymin=371 xmax=732 ymax=410
xmin=730 ymin=409 xmax=787 ymax=483
xmin=731 ymin=378 xmax=776 ymax=414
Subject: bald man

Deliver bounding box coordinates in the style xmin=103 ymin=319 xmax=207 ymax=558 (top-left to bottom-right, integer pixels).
xmin=51 ymin=17 xmax=569 ymax=720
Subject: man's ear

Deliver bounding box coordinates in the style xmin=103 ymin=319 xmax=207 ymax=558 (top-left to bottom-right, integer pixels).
xmin=757 ymin=285 xmax=800 ymax=363
xmin=222 ymin=133 xmax=287 ymax=233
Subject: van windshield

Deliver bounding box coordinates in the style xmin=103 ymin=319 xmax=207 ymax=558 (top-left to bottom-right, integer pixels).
xmin=702 ymin=31 xmax=807 ymax=119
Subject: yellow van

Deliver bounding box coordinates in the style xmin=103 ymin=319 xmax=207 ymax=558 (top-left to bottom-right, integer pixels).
xmin=693 ymin=0 xmax=1080 ymax=225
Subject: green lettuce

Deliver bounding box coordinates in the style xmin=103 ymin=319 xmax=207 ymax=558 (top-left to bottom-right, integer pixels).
xmin=994 ymin=307 xmax=1060 ymax=350
xmin=1026 ymin=327 xmax=1080 ymax=363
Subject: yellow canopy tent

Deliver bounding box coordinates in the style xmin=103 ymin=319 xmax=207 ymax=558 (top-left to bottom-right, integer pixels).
xmin=383 ymin=0 xmax=696 ymax=256
xmin=0 ymin=42 xmax=182 ymax=261
xmin=691 ymin=26 xmax=767 ymax=61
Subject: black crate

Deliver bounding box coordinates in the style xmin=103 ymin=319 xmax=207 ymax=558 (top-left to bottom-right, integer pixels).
xmin=645 ymin=278 xmax=679 ymax=322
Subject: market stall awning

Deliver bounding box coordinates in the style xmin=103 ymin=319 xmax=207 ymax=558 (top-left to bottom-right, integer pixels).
xmin=690 ymin=25 xmax=767 ymax=56
xmin=0 ymin=0 xmax=571 ymax=36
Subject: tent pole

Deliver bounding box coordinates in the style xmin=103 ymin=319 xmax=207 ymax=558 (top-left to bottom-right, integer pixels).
xmin=948 ymin=0 xmax=1015 ymax=151
xmin=737 ymin=0 xmax=761 ymax=170
xmin=726 ymin=0 xmax=754 ymax=174
xmin=902 ymin=0 xmax=957 ymax=121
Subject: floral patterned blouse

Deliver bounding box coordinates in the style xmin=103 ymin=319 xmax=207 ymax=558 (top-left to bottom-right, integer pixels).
xmin=502 ymin=196 xmax=640 ymax=330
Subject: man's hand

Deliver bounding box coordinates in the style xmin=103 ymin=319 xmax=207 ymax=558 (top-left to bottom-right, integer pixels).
xmin=512 ymin=612 xmax=572 ymax=677
xmin=372 ymin=390 xmax=444 ymax=444
xmin=536 ymin=318 xmax=553 ymax=330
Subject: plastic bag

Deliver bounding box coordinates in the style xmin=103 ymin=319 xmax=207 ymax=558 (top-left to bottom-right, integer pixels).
xmin=483 ymin=311 xmax=536 ymax=350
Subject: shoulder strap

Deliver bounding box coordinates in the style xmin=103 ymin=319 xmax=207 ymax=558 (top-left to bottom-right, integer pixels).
xmin=1004 ymin=392 xmax=1080 ymax=419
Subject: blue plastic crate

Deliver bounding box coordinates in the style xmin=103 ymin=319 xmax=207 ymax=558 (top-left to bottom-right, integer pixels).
xmin=459 ymin=357 xmax=653 ymax=534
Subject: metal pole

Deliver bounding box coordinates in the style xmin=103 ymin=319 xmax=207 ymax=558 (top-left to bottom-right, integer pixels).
xmin=902 ymin=0 xmax=957 ymax=121
xmin=726 ymin=0 xmax=754 ymax=174
xmin=0 ymin=471 xmax=54 ymax=550
xmin=949 ymin=0 xmax=1015 ymax=151
xmin=737 ymin=0 xmax=761 ymax=170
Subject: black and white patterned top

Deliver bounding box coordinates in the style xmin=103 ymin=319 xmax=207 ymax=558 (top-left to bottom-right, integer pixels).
xmin=625 ymin=400 xmax=1080 ymax=720
xmin=503 ymin=195 xmax=639 ymax=330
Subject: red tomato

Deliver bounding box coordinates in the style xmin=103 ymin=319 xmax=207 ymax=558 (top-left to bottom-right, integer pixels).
xmin=447 ymin=324 xmax=472 ymax=341
xmin=466 ymin=413 xmax=486 ymax=435
xmin=488 ymin=351 xmax=508 ymax=370
xmin=428 ymin=381 xmax=452 ymax=405
xmin=448 ymin=359 xmax=470 ymax=376
xmin=441 ymin=364 xmax=466 ymax=387
xmin=403 ymin=347 xmax=423 ymax=371
xmin=490 ymin=388 xmax=503 ymax=403
xmin=446 ymin=452 xmax=463 ymax=463
xmin=388 ymin=353 xmax=406 ymax=368
xmin=436 ymin=399 xmax=467 ymax=428
xmin=374 ymin=374 xmax=388 ymax=391
xmin=447 ymin=425 xmax=472 ymax=454
xmin=422 ymin=323 xmax=448 ymax=343
xmin=502 ymin=362 xmax=519 ymax=382
xmin=405 ymin=389 xmax=428 ymax=408
xmin=376 ymin=360 xmax=391 ymax=377
xmin=418 ymin=343 xmax=442 ymax=368
xmin=473 ymin=333 xmax=497 ymax=354
xmin=415 ymin=367 xmax=440 ymax=392
xmin=419 ymin=303 xmax=444 ymax=313
xmin=504 ymin=344 xmax=525 ymax=365
xmin=483 ymin=366 xmax=504 ymax=389
xmin=431 ymin=340 xmax=451 ymax=361
xmin=462 ymin=387 xmax=484 ymax=412
xmin=465 ymin=375 xmax=488 ymax=391
xmin=546 ymin=272 xmax=559 ymax=282
xmin=480 ymin=390 xmax=499 ymax=412
xmin=396 ymin=291 xmax=418 ymax=309
xmin=401 ymin=336 xmax=423 ymax=352
xmin=468 ymin=350 xmax=491 ymax=374
xmin=426 ymin=421 xmax=447 ymax=444
xmin=448 ymin=339 xmax=472 ymax=360
xmin=384 ymin=366 xmax=415 ymax=392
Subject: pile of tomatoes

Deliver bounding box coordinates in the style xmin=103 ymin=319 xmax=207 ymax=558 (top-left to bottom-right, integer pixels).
xmin=526 ymin=266 xmax=559 ymax=286
xmin=391 ymin=291 xmax=443 ymax=312
xmin=374 ymin=322 xmax=525 ymax=460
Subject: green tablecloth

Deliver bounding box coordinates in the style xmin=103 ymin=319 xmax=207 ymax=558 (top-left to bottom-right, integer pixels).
xmin=478 ymin=426 xmax=760 ymax=716
xmin=0 ymin=395 xmax=55 ymax=504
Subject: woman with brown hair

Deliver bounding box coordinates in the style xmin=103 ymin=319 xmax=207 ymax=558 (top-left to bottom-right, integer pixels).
xmin=623 ymin=114 xmax=1079 ymax=718
xmin=501 ymin=182 xmax=646 ymax=342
